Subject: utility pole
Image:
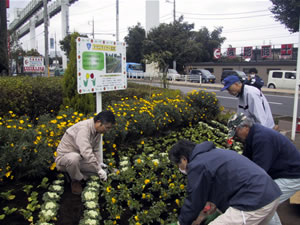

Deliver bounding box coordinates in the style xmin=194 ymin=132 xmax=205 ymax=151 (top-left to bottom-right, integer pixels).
xmin=43 ymin=0 xmax=49 ymax=77
xmin=116 ymin=0 xmax=119 ymax=41
xmin=88 ymin=17 xmax=95 ymax=39
xmin=173 ymin=0 xmax=176 ymax=22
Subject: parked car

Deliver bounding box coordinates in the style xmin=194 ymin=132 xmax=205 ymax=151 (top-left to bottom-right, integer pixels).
xmin=55 ymin=68 xmax=65 ymax=76
xmin=221 ymin=70 xmax=247 ymax=83
xmin=267 ymin=70 xmax=297 ymax=89
xmin=189 ymin=69 xmax=216 ymax=83
xmin=166 ymin=69 xmax=181 ymax=81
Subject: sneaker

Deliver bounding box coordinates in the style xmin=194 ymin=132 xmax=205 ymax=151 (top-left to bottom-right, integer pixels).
xmin=71 ymin=180 xmax=82 ymax=195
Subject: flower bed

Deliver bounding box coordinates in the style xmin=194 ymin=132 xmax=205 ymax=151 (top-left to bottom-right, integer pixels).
xmin=0 ymin=118 xmax=242 ymax=224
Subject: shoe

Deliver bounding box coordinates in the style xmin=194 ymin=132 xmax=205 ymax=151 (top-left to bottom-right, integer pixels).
xmin=71 ymin=180 xmax=82 ymax=195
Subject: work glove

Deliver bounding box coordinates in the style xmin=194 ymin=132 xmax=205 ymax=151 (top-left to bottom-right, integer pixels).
xmin=98 ymin=168 xmax=107 ymax=181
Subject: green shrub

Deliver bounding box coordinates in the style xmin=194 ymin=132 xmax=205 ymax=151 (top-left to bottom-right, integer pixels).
xmin=0 ymin=77 xmax=63 ymax=120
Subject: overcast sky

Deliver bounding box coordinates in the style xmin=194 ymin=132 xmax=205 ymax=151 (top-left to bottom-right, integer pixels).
xmin=7 ymin=0 xmax=299 ymax=55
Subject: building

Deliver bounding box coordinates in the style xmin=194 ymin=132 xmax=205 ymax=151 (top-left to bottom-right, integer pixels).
xmin=185 ymin=47 xmax=297 ymax=83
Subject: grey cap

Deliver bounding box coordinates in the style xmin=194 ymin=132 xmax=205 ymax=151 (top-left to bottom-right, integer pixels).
xmin=227 ymin=113 xmax=247 ymax=138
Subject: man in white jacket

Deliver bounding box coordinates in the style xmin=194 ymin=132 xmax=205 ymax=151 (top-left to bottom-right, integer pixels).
xmin=221 ymin=75 xmax=275 ymax=129
xmin=55 ymin=111 xmax=115 ymax=195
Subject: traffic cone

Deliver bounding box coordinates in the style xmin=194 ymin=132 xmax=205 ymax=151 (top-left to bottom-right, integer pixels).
xmin=296 ymin=118 xmax=300 ymax=133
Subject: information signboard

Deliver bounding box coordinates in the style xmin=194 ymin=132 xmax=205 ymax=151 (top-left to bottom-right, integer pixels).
xmin=76 ymin=38 xmax=127 ymax=94
xmin=23 ymin=56 xmax=45 ymax=73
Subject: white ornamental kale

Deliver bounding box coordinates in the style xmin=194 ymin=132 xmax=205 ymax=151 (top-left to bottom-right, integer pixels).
xmin=86 ymin=210 xmax=99 ymax=218
xmin=44 ymin=201 xmax=57 ymax=209
xmin=83 ymin=191 xmax=96 ymax=201
xmin=87 ymin=181 xmax=100 ymax=188
xmin=89 ymin=175 xmax=100 ymax=181
xmin=121 ymin=166 xmax=128 ymax=172
xmin=40 ymin=209 xmax=56 ymax=220
xmin=52 ymin=180 xmax=64 ymax=185
xmin=50 ymin=185 xmax=63 ymax=192
xmin=85 ymin=201 xmax=98 ymax=209
xmin=120 ymin=160 xmax=129 ymax=166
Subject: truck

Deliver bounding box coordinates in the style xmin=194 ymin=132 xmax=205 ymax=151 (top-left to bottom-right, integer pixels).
xmin=126 ymin=62 xmax=144 ymax=79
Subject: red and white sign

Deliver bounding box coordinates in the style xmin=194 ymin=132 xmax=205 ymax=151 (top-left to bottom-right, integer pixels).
xmin=261 ymin=45 xmax=272 ymax=58
xmin=227 ymin=48 xmax=236 ymax=58
xmin=23 ymin=56 xmax=45 ymax=73
xmin=213 ymin=48 xmax=221 ymax=59
xmin=281 ymin=44 xmax=293 ymax=56
xmin=243 ymin=46 xmax=253 ymax=58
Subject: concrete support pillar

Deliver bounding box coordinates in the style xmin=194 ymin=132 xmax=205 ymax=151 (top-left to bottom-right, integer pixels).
xmin=61 ymin=0 xmax=69 ymax=69
xmin=29 ymin=17 xmax=36 ymax=50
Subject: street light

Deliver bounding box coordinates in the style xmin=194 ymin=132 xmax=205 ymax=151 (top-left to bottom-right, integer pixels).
xmin=166 ymin=0 xmax=175 ymax=22
xmin=166 ymin=0 xmax=176 ymax=70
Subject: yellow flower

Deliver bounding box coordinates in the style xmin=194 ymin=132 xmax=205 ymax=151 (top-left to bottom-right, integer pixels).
xmin=50 ymin=162 xmax=56 ymax=171
xmin=54 ymin=151 xmax=57 ymax=157
xmin=10 ymin=143 xmax=14 ymax=147
xmin=137 ymin=159 xmax=141 ymax=164
xmin=106 ymin=186 xmax=111 ymax=193
xmin=112 ymin=197 xmax=116 ymax=204
xmin=169 ymin=183 xmax=175 ymax=188
xmin=135 ymin=215 xmax=139 ymax=221
xmin=116 ymin=215 xmax=120 ymax=220
xmin=141 ymin=140 xmax=144 ymax=145
xmin=175 ymin=199 xmax=180 ymax=206
xmin=144 ymin=179 xmax=150 ymax=185
xmin=5 ymin=171 xmax=12 ymax=178
xmin=112 ymin=144 xmax=117 ymax=148
xmin=180 ymin=184 xmax=185 ymax=189
xmin=19 ymin=120 xmax=24 ymax=124
xmin=142 ymin=193 xmax=146 ymax=199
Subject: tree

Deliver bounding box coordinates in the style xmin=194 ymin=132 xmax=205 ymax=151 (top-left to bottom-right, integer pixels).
xmin=59 ymin=33 xmax=88 ymax=59
xmin=270 ymin=0 xmax=300 ymax=32
xmin=143 ymin=51 xmax=172 ymax=88
xmin=143 ymin=17 xmax=226 ymax=73
xmin=124 ymin=23 xmax=146 ymax=63
xmin=193 ymin=27 xmax=226 ymax=62
xmin=62 ymin=32 xmax=95 ymax=114
xmin=0 ymin=0 xmax=8 ymax=75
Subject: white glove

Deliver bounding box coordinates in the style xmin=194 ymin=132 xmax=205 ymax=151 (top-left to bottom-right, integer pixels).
xmin=100 ymin=163 xmax=108 ymax=169
xmin=98 ymin=169 xmax=107 ymax=181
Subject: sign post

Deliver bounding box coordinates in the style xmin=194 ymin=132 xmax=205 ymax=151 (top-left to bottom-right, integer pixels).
xmin=76 ymin=37 xmax=127 ymax=162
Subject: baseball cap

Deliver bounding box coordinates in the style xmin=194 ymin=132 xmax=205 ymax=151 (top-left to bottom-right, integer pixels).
xmin=227 ymin=113 xmax=247 ymax=138
xmin=221 ymin=75 xmax=240 ymax=91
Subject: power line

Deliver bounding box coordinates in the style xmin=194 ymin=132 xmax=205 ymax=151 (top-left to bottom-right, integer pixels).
xmin=184 ymin=14 xmax=273 ymax=20
xmin=177 ymin=9 xmax=269 ymax=16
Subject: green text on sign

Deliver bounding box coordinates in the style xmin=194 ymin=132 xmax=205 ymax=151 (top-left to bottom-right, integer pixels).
xmin=82 ymin=52 xmax=104 ymax=70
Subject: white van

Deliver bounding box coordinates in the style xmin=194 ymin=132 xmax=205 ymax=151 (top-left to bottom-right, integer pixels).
xmin=267 ymin=70 xmax=297 ymax=89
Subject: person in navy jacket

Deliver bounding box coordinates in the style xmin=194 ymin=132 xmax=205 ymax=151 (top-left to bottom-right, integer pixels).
xmin=227 ymin=113 xmax=300 ymax=225
xmin=168 ymin=140 xmax=281 ymax=225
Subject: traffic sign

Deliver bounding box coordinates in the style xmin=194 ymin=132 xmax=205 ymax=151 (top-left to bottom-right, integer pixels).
xmin=213 ymin=48 xmax=221 ymax=59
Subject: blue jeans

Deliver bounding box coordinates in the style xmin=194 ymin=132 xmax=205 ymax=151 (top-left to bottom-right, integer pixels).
xmin=268 ymin=178 xmax=300 ymax=225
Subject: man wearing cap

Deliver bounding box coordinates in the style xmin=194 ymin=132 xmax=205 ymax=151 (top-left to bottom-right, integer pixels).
xmin=221 ymin=75 xmax=275 ymax=129
xmin=227 ymin=113 xmax=300 ymax=225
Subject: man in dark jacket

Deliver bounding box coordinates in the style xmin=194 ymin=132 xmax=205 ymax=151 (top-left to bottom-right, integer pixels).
xmin=227 ymin=113 xmax=300 ymax=225
xmin=168 ymin=140 xmax=281 ymax=225
xmin=245 ymin=68 xmax=264 ymax=90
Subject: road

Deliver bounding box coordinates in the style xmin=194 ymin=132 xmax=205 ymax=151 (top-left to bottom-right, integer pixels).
xmin=131 ymin=80 xmax=300 ymax=117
